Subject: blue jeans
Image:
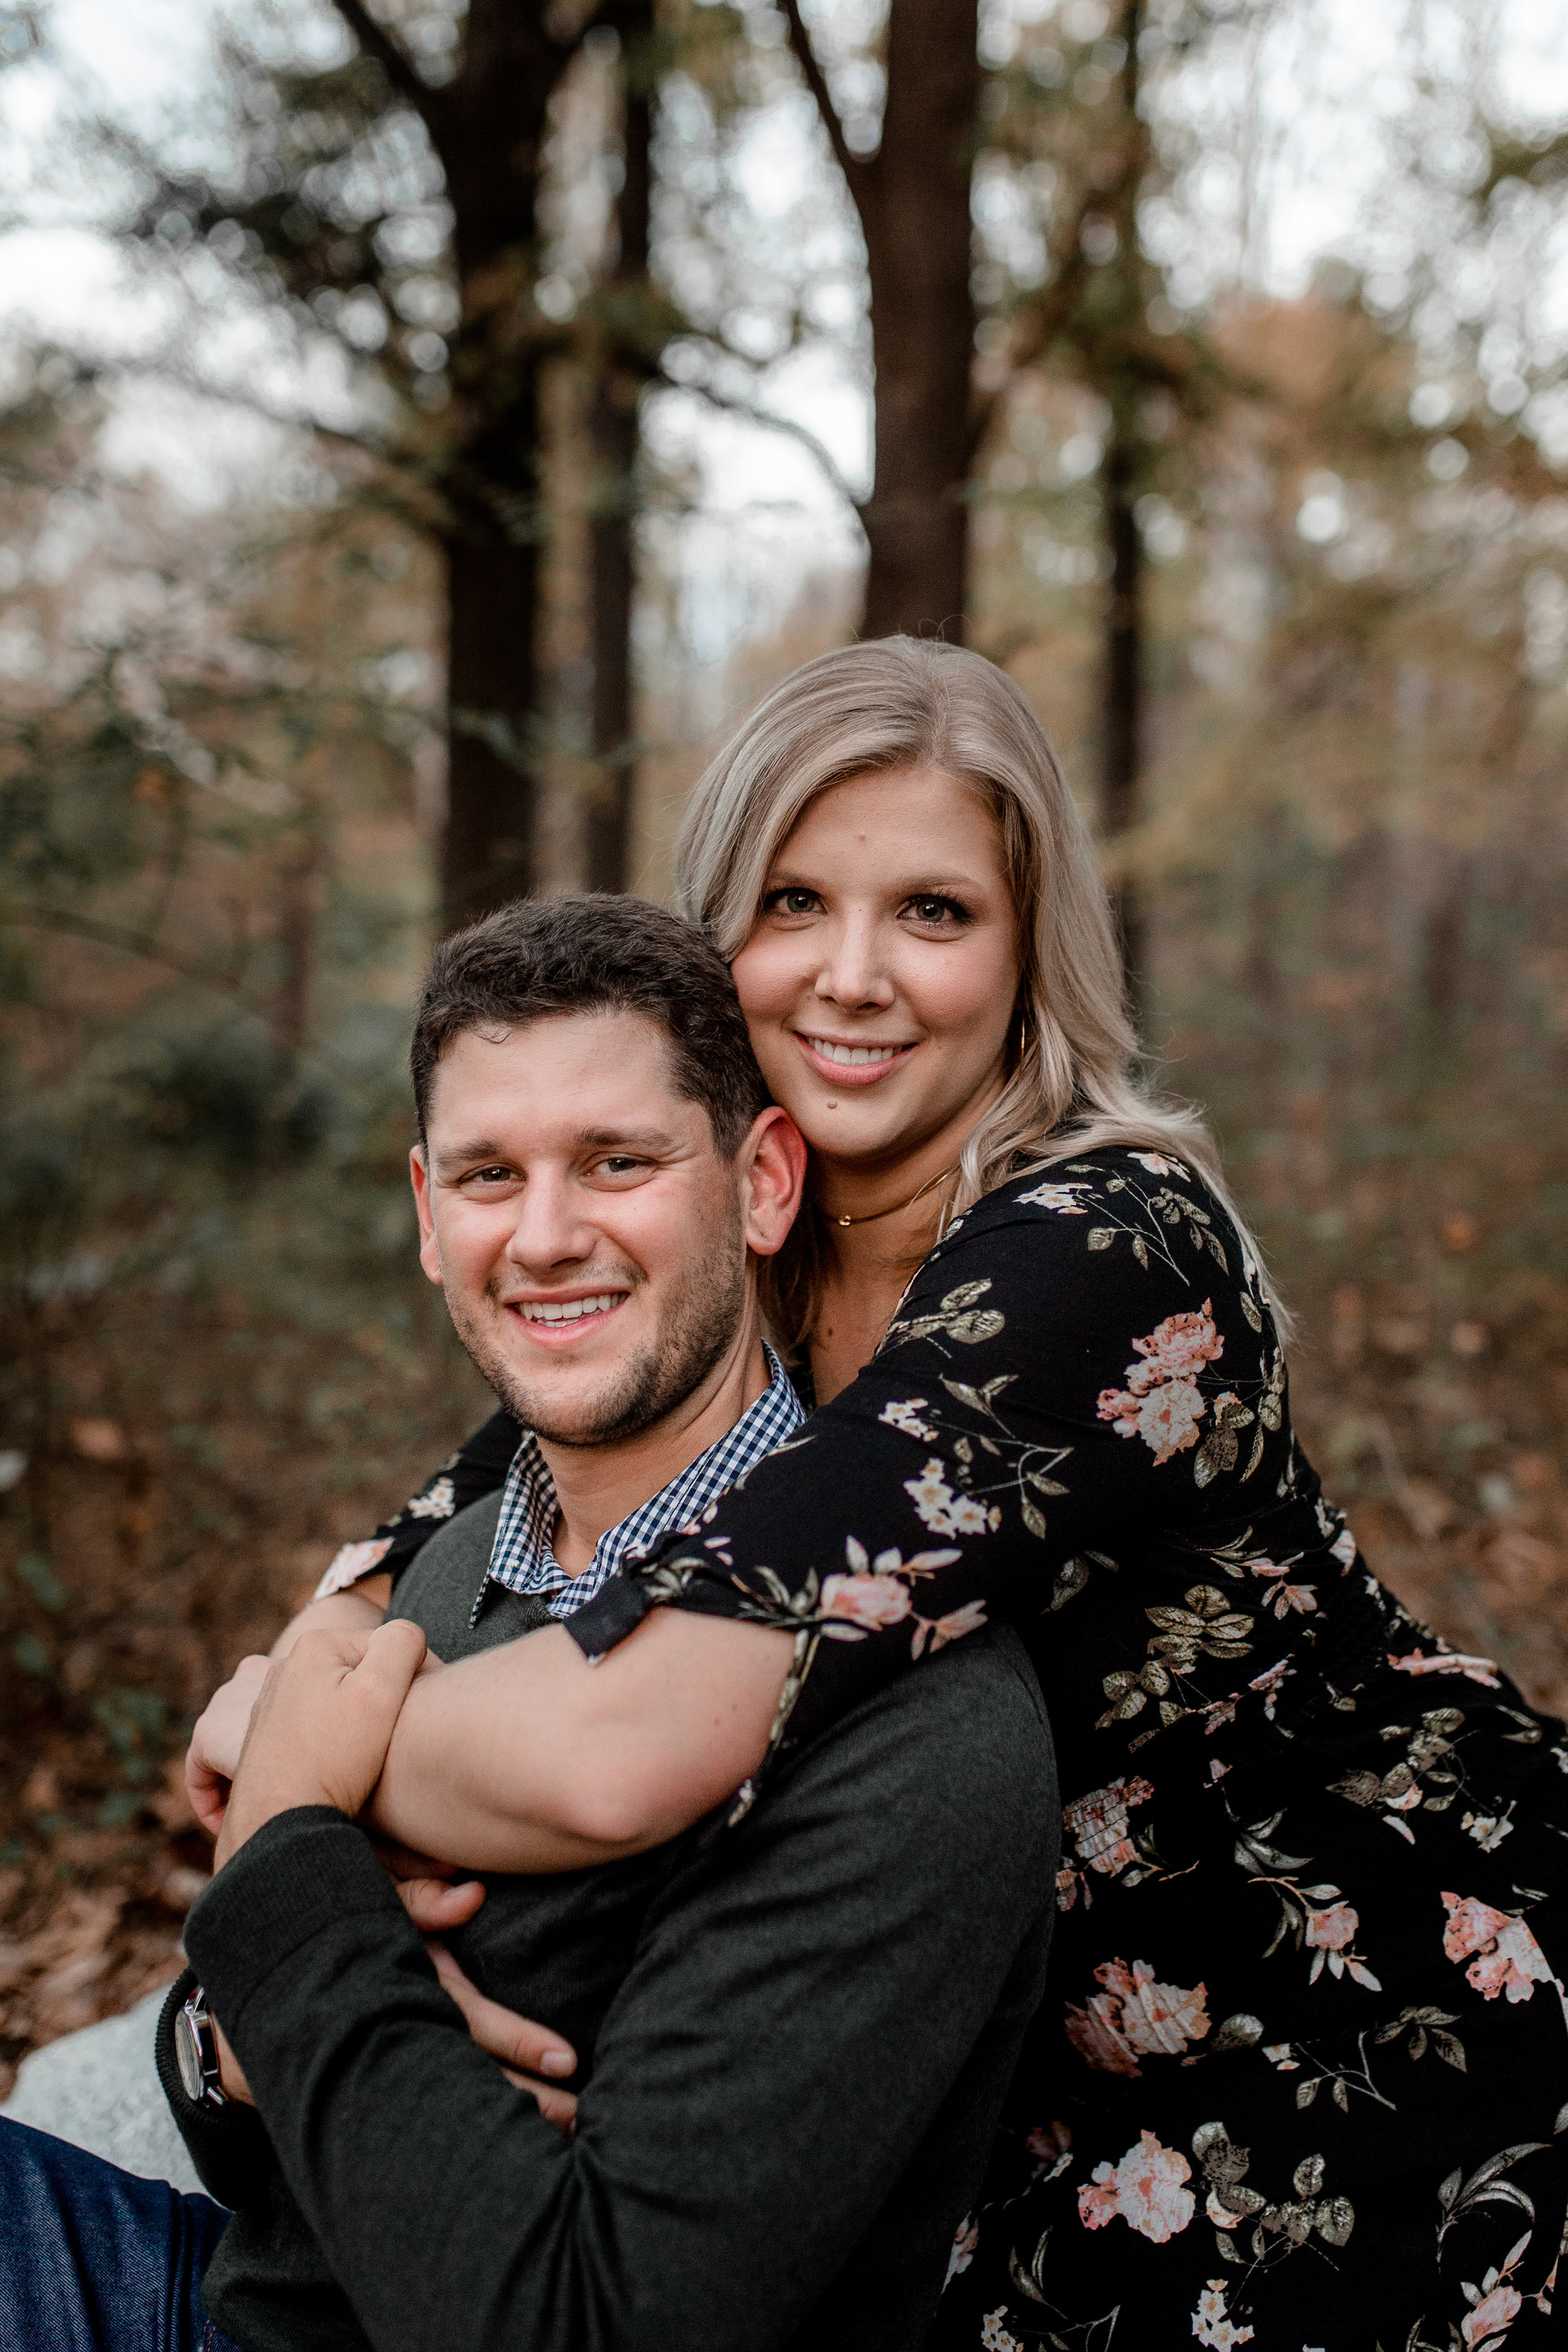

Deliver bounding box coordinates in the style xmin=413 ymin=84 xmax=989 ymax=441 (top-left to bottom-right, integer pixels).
xmin=0 ymin=2116 xmax=241 ymax=2352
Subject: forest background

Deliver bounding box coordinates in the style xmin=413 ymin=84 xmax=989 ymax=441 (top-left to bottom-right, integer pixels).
xmin=1 ymin=0 xmax=1566 ymax=2086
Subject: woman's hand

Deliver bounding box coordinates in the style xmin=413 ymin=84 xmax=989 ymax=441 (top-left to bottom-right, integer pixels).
xmin=385 ymin=1869 xmax=580 ymax=2130
xmin=211 ymin=1873 xmax=580 ymax=2132
xmin=423 ymin=1940 xmax=580 ymax=2134
xmin=186 ymin=1655 xmax=272 ymax=1837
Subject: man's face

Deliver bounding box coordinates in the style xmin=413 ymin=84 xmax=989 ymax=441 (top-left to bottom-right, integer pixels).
xmin=411 ymin=1009 xmax=753 ymax=1448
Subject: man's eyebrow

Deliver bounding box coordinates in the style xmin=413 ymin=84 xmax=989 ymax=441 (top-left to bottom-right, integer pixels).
xmin=573 ymin=1125 xmax=678 ymax=1153
xmin=432 ymin=1136 xmax=509 ymax=1172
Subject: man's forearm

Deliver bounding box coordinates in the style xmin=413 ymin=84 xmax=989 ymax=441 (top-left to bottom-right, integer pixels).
xmin=365 ymin=1611 xmax=794 ymax=1873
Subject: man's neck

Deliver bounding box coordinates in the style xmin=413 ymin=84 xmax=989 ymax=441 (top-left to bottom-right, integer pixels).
xmin=539 ymin=1320 xmax=773 ymax=1576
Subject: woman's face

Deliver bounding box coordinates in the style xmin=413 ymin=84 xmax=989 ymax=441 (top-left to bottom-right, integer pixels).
xmin=730 ymin=765 xmax=1022 ymax=1178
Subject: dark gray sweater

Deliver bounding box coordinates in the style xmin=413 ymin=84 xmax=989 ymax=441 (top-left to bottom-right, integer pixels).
xmin=162 ymin=1494 xmax=1057 ymax=2352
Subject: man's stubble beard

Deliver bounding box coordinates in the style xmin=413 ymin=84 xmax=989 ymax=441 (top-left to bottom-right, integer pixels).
xmin=446 ymin=1204 xmax=751 ymax=1449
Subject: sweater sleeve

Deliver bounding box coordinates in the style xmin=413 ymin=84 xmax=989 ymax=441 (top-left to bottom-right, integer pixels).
xmin=184 ymin=1629 xmax=1055 ymax=2352
xmin=566 ymin=1149 xmax=1295 ymax=1757
xmin=154 ymin=1967 xmax=277 ymax=2211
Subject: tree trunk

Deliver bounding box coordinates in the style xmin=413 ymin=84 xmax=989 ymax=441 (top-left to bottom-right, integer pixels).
xmin=1097 ymin=0 xmax=1148 ymax=999
xmin=784 ymin=0 xmax=979 ymax=642
xmin=859 ymin=0 xmax=979 ymax=638
xmin=425 ymin=0 xmax=573 ymax=931
xmin=1101 ymin=419 xmax=1143 ymax=985
xmin=443 ymin=529 xmax=541 ymax=928
xmin=585 ymin=26 xmax=652 ymax=894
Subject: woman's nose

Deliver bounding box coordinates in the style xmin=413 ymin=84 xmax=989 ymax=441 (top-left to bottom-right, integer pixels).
xmin=814 ymin=917 xmax=896 ymax=1011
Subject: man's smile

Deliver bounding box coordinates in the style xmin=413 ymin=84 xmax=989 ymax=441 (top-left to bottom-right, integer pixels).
xmin=504 ymin=1290 xmax=631 ymax=1344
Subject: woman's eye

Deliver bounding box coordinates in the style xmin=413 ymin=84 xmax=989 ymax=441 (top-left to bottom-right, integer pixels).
xmin=763 ymin=886 xmax=820 ymax=918
xmin=905 ymin=894 xmax=968 ymax=926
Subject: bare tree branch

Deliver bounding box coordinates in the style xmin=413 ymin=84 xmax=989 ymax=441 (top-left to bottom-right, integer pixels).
xmin=780 ymin=0 xmax=872 ymax=208
xmin=658 ymin=368 xmax=867 ymax=519
xmin=0 ymin=904 xmax=273 ymax=1012
xmin=329 ymin=0 xmax=448 ymax=141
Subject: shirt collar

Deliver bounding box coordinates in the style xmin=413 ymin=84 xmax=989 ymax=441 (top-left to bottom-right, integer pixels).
xmin=482 ymin=1342 xmax=803 ymax=1624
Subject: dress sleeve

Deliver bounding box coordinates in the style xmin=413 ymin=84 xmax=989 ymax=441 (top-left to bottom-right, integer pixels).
xmin=314 ymin=1410 xmax=519 ymax=1599
xmin=565 ymin=1150 xmax=1290 ymax=1760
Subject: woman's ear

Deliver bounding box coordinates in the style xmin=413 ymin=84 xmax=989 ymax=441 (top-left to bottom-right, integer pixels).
xmin=739 ymin=1107 xmax=807 ymax=1259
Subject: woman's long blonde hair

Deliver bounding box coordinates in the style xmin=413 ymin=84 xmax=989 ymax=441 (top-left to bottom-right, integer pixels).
xmin=673 ymin=635 xmax=1281 ymax=1345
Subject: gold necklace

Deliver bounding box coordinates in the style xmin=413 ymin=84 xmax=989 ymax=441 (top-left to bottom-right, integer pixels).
xmin=824 ymin=1163 xmax=960 ymax=1229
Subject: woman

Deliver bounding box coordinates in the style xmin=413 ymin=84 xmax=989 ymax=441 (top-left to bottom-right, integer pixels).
xmin=349 ymin=637 xmax=1567 ymax=2348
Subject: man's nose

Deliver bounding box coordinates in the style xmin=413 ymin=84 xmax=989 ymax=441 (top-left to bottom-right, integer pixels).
xmin=501 ymin=1173 xmax=598 ymax=1273
xmin=813 ymin=912 xmax=896 ymax=1012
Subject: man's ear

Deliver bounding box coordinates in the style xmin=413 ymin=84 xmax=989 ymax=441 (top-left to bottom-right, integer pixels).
xmin=409 ymin=1145 xmax=444 ymax=1285
xmin=739 ymin=1107 xmax=807 ymax=1259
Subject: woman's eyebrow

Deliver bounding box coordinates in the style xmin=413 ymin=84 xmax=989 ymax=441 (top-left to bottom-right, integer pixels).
xmin=766 ymin=869 xmax=987 ymax=894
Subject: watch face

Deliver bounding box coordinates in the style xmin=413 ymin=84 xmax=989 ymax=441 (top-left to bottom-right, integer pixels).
xmin=175 ymin=2005 xmax=206 ymax=2103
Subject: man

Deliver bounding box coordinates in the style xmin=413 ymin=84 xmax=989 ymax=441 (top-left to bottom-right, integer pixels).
xmin=0 ymin=895 xmax=1057 ymax=2352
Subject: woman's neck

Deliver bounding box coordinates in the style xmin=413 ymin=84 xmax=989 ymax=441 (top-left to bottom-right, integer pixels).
xmin=803 ymin=1070 xmax=1009 ymax=1403
xmin=808 ymin=1200 xmax=950 ymax=1405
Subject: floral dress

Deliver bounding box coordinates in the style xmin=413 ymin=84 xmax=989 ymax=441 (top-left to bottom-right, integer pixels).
xmin=369 ymin=1150 xmax=1568 ymax=2351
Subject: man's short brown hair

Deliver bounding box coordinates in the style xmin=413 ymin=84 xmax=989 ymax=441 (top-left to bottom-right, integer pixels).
xmin=410 ymin=893 xmax=771 ymax=1155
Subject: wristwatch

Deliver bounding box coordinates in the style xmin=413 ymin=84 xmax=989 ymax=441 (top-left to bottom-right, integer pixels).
xmin=174 ymin=1985 xmax=228 ymax=2108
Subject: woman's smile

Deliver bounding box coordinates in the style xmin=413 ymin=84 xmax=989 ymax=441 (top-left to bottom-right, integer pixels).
xmin=792 ymin=1032 xmax=918 ymax=1085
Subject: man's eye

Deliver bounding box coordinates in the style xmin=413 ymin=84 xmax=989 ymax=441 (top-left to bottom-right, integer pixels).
xmin=594 ymin=1156 xmax=646 ymax=1177
xmin=467 ymin=1166 xmax=514 ymax=1185
xmin=763 ymin=886 xmax=820 ymax=918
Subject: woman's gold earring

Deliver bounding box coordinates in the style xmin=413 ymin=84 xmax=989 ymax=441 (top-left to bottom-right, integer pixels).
xmin=1017 ymin=1010 xmax=1029 ymax=1060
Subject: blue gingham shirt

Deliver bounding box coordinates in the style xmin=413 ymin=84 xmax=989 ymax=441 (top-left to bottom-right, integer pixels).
xmin=481 ymin=1343 xmax=803 ymax=1624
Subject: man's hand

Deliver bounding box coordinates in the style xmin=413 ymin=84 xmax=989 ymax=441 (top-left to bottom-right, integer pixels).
xmin=187 ymin=1655 xmax=272 ymax=1837
xmin=215 ymin=1621 xmax=430 ymax=1868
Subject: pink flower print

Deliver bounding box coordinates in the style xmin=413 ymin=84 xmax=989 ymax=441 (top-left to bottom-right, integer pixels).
xmin=1330 ymin=1526 xmax=1359 ymax=1568
xmin=1098 ymin=1304 xmax=1223 ymax=1464
xmin=980 ymin=2316 xmax=1022 ymax=2352
xmin=1305 ymin=1901 xmax=1357 ymax=1952
xmin=1116 ymin=1961 xmax=1209 ymax=2059
xmin=914 ymin=1596 xmax=989 ymax=1656
xmin=1461 ymin=2281 xmax=1522 ymax=2348
xmin=879 ymin=1397 xmax=938 ymax=1441
xmin=1134 ymin=1380 xmax=1208 ymax=1463
xmin=1078 ymin=2130 xmax=1195 ymax=2243
xmin=1301 ymin=1898 xmax=1380 ymax=1987
xmin=903 ymin=1458 xmax=1002 ymax=1537
xmin=1066 ymin=1995 xmax=1140 ymax=2076
xmin=1098 ymin=1378 xmax=1207 ymax=1463
xmin=1249 ymin=1561 xmax=1318 ymax=1618
xmin=819 ymin=1571 xmax=913 ymax=1634
xmin=945 ymin=2213 xmax=979 ymax=2287
xmin=1441 ymin=1892 xmax=1555 ymax=2004
xmin=1390 ymin=1648 xmax=1502 ymax=1688
xmin=1018 ymin=1180 xmax=1090 ymax=1213
xmin=1192 ymin=2279 xmax=1254 ymax=2348
xmin=314 ymin=1535 xmax=392 ymax=1598
xmin=1130 ymin=1151 xmax=1186 ymax=1177
xmin=1062 ymin=1777 xmax=1155 ymax=1880
xmin=1067 ymin=1959 xmax=1210 ymax=2075
xmin=1132 ymin=1302 xmax=1224 ymax=1383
